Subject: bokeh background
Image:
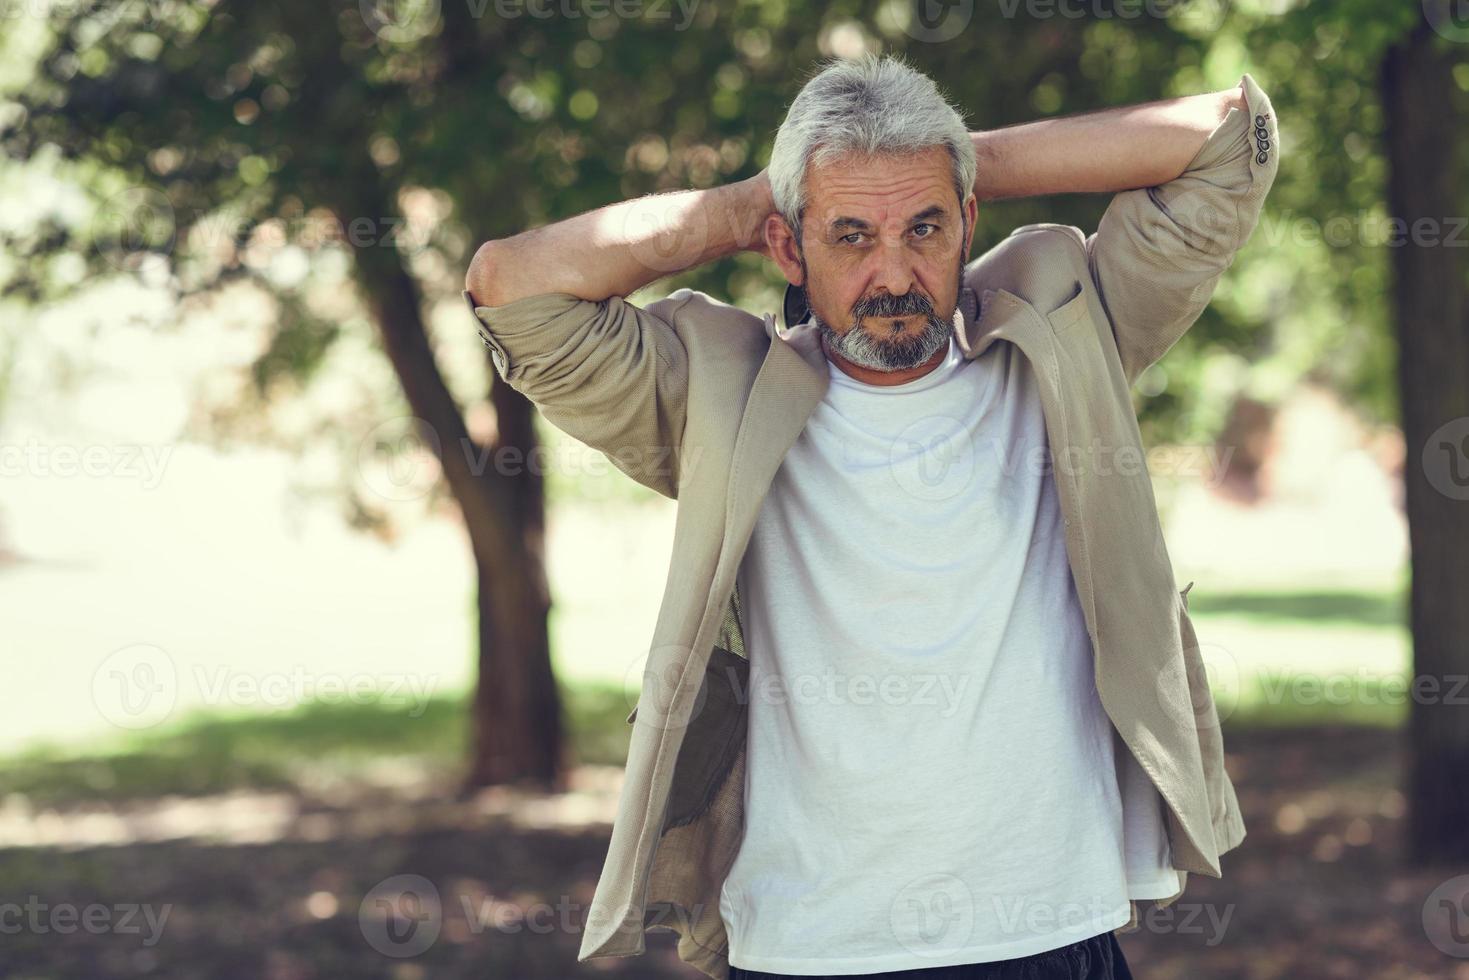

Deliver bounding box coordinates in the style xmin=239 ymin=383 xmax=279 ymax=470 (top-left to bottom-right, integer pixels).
xmin=1 ymin=0 xmax=1467 ymax=977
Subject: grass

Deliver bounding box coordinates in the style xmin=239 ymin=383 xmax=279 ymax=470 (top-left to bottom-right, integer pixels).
xmin=0 ymin=584 xmax=1409 ymax=809
xmin=1187 ymin=584 xmax=1411 ymax=729
xmin=0 ymin=681 xmax=635 ymax=810
xmin=1187 ymin=587 xmax=1408 ymax=630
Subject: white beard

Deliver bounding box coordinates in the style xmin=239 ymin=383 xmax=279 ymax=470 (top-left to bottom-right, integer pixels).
xmin=814 ymin=309 xmax=953 ymax=372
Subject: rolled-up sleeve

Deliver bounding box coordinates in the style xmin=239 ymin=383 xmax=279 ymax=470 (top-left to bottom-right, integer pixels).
xmin=463 ymin=289 xmax=691 ymax=499
xmin=1086 ymin=72 xmax=1280 ymax=385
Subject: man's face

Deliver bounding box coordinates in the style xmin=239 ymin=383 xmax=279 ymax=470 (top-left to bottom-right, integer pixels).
xmin=787 ymin=146 xmax=976 ymax=373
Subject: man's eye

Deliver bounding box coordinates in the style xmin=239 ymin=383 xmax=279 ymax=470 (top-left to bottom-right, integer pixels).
xmin=840 ymin=232 xmax=864 ymax=245
xmin=912 ymin=223 xmax=938 ymax=238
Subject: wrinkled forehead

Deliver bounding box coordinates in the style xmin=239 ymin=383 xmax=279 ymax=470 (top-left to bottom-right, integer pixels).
xmin=803 ymin=145 xmax=959 ymax=230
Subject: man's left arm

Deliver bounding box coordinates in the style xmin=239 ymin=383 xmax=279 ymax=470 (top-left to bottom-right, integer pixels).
xmin=971 ymin=74 xmax=1280 ymax=384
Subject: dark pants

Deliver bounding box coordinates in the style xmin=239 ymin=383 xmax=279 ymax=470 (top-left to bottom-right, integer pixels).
xmin=728 ymin=929 xmax=1134 ymax=980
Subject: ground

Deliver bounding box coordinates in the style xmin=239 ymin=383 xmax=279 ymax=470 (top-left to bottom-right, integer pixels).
xmin=1 ymin=723 xmax=1465 ymax=980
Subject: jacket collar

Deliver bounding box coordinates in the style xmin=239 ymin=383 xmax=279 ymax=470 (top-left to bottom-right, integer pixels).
xmin=780 ymin=282 xmax=810 ymax=333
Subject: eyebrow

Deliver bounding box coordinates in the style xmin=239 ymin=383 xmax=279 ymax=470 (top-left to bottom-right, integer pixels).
xmin=828 ymin=204 xmax=950 ymax=234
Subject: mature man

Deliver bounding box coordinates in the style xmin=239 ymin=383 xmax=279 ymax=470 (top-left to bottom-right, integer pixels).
xmin=466 ymin=53 xmax=1278 ymax=980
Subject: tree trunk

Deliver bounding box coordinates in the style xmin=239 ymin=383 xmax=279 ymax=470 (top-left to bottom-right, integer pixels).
xmin=347 ymin=226 xmax=564 ymax=792
xmin=1382 ymin=12 xmax=1469 ymax=865
xmin=466 ymin=372 xmax=564 ymax=791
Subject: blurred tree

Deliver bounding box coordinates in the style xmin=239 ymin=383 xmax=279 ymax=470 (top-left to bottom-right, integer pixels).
xmin=1239 ymin=0 xmax=1469 ymax=864
xmin=1382 ymin=4 xmax=1469 ymax=864
xmin=1242 ymin=0 xmax=1469 ymax=862
xmin=1 ymin=0 xmax=569 ymax=789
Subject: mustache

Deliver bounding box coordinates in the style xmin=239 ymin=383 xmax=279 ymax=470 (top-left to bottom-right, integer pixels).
xmin=851 ymin=290 xmax=937 ymax=320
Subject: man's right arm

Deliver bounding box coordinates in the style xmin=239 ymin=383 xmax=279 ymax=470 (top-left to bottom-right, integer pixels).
xmin=462 ymin=173 xmax=774 ymax=500
xmin=466 ymin=173 xmax=773 ymax=306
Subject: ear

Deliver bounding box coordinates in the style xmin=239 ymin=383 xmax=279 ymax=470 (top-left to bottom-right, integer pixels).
xmin=960 ymin=191 xmax=978 ymax=265
xmin=765 ymin=213 xmax=805 ymax=287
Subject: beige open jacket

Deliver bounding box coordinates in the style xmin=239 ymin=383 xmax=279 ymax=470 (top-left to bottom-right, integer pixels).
xmin=465 ymin=74 xmax=1279 ymax=980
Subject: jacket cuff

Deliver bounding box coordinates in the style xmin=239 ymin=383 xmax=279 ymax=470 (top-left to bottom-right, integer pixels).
xmin=1181 ymin=72 xmax=1279 ymax=193
xmin=463 ymin=288 xmax=598 ymax=380
xmin=463 ymin=290 xmax=510 ymax=376
xmin=1240 ymin=72 xmax=1278 ymax=173
xmin=464 ymin=285 xmax=637 ymax=382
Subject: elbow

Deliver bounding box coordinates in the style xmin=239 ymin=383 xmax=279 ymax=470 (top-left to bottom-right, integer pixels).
xmin=465 ymin=240 xmax=506 ymax=308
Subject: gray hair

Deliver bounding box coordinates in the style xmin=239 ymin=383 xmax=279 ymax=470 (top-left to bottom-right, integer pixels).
xmin=768 ymin=53 xmax=977 ymax=248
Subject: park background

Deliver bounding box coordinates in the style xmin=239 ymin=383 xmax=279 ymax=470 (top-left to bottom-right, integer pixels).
xmin=1 ymin=0 xmax=1467 ymax=977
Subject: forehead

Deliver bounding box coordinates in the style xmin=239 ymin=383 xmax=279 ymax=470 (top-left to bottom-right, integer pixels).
xmin=804 ymin=145 xmax=956 ymax=226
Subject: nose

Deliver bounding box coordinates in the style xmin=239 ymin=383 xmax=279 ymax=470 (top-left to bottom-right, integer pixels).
xmin=867 ymin=237 xmax=916 ymax=299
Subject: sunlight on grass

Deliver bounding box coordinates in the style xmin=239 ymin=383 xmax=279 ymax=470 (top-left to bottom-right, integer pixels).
xmin=1193 ymin=588 xmax=1410 ymax=729
xmin=0 ymin=577 xmax=1410 ymax=810
xmin=0 ymin=684 xmax=633 ymax=810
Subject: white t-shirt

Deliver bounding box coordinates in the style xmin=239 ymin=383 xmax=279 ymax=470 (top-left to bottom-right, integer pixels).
xmin=720 ymin=330 xmax=1178 ymax=975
